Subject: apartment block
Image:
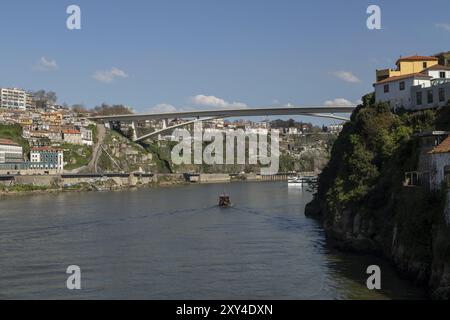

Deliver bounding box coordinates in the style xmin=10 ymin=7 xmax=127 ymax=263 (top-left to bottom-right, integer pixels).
xmin=29 ymin=147 xmax=64 ymax=172
xmin=0 ymin=88 xmax=33 ymax=110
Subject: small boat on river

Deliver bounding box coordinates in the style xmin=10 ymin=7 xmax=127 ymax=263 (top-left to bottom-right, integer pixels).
xmin=219 ymin=194 xmax=232 ymax=207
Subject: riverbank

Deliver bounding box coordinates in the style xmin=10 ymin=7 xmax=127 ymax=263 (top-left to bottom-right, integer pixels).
xmin=0 ymin=172 xmax=301 ymax=197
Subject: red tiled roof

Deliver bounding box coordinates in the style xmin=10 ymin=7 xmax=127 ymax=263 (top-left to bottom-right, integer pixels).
xmin=396 ymin=55 xmax=438 ymax=63
xmin=375 ymin=73 xmax=432 ymax=85
xmin=423 ymin=64 xmax=450 ymax=71
xmin=429 ymin=136 xmax=450 ymax=154
xmin=62 ymin=129 xmax=80 ymax=134
xmin=0 ymin=138 xmax=19 ymax=146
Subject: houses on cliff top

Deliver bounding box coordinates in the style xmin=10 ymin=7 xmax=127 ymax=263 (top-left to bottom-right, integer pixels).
xmin=374 ymin=53 xmax=450 ymax=110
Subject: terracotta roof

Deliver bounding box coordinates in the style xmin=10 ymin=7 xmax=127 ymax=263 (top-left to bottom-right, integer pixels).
xmin=422 ymin=64 xmax=450 ymax=71
xmin=396 ymin=55 xmax=438 ymax=64
xmin=375 ymin=73 xmax=432 ymax=85
xmin=62 ymin=129 xmax=80 ymax=134
xmin=429 ymin=136 xmax=450 ymax=154
xmin=0 ymin=138 xmax=19 ymax=146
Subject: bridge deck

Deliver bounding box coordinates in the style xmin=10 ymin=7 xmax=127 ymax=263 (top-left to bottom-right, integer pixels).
xmin=90 ymin=106 xmax=355 ymax=122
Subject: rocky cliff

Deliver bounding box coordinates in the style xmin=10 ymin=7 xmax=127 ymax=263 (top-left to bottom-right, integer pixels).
xmin=305 ymin=94 xmax=450 ymax=299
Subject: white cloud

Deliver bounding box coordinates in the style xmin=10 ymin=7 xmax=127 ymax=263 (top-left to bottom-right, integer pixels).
xmin=190 ymin=94 xmax=247 ymax=109
xmin=324 ymin=98 xmax=355 ymax=106
xmin=35 ymin=57 xmax=58 ymax=71
xmin=331 ymin=71 xmax=361 ymax=83
xmin=436 ymin=23 xmax=450 ymax=32
xmin=93 ymin=67 xmax=129 ymax=83
xmin=150 ymin=103 xmax=177 ymax=113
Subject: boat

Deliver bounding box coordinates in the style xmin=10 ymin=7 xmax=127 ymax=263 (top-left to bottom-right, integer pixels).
xmin=288 ymin=176 xmax=304 ymax=187
xmin=218 ymin=194 xmax=232 ymax=207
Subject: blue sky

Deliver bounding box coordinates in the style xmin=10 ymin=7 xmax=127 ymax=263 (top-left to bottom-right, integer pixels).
xmin=1 ymin=0 xmax=450 ymax=124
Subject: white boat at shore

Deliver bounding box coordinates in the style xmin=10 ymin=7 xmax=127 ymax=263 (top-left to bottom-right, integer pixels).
xmin=288 ymin=176 xmax=305 ymax=187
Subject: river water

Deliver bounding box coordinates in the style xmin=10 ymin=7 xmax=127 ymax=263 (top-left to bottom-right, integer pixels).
xmin=0 ymin=182 xmax=424 ymax=299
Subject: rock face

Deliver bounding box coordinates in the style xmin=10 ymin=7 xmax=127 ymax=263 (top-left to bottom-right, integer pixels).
xmin=98 ymin=130 xmax=157 ymax=172
xmin=306 ymin=189 xmax=450 ymax=299
xmin=305 ymin=97 xmax=450 ymax=299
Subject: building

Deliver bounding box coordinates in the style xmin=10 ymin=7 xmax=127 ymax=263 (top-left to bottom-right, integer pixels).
xmin=410 ymin=79 xmax=450 ymax=110
xmin=428 ymin=136 xmax=450 ymax=190
xmin=422 ymin=64 xmax=450 ymax=79
xmin=42 ymin=112 xmax=63 ymax=126
xmin=327 ymin=123 xmax=344 ymax=133
xmin=62 ymin=129 xmax=83 ymax=144
xmin=374 ymin=55 xmax=450 ymax=110
xmin=80 ymin=127 xmax=93 ymax=146
xmin=26 ymin=93 xmax=35 ymax=109
xmin=0 ymin=138 xmax=27 ymax=171
xmin=376 ymin=55 xmax=438 ymax=82
xmin=29 ymin=147 xmax=64 ymax=172
xmin=374 ymin=73 xmax=432 ymax=109
xmin=0 ymin=88 xmax=34 ymax=110
xmin=0 ymin=138 xmax=23 ymax=164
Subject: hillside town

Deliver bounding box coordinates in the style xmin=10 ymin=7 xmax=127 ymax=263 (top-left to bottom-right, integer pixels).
xmin=0 ymin=89 xmax=96 ymax=174
xmin=3 ymin=51 xmax=450 ymax=178
xmin=0 ymin=89 xmax=341 ymax=176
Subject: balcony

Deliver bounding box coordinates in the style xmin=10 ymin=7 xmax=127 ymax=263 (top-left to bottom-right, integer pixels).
xmin=431 ymin=78 xmax=450 ymax=86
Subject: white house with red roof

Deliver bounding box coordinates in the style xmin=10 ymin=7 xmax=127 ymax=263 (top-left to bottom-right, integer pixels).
xmin=374 ymin=73 xmax=432 ymax=109
xmin=374 ymin=55 xmax=450 ymax=110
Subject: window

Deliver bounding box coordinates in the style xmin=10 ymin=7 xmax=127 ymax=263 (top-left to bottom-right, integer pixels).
xmin=440 ymin=72 xmax=446 ymax=79
xmin=416 ymin=92 xmax=422 ymax=105
xmin=399 ymin=81 xmax=405 ymax=91
xmin=439 ymin=88 xmax=445 ymax=102
xmin=384 ymin=84 xmax=389 ymax=93
xmin=427 ymin=90 xmax=434 ymax=104
xmin=423 ymin=62 xmax=427 ymax=68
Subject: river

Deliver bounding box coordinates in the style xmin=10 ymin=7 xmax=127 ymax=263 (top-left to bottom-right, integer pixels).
xmin=0 ymin=182 xmax=425 ymax=299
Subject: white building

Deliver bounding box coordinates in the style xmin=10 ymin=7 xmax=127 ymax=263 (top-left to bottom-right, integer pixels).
xmin=374 ymin=65 xmax=450 ymax=110
xmin=62 ymin=129 xmax=83 ymax=144
xmin=374 ymin=73 xmax=432 ymax=109
xmin=0 ymin=88 xmax=33 ymax=110
xmin=0 ymin=138 xmax=23 ymax=164
xmin=327 ymin=123 xmax=344 ymax=133
xmin=30 ymin=147 xmax=64 ymax=172
xmin=427 ymin=136 xmax=450 ymax=190
xmin=422 ymin=64 xmax=450 ymax=79
xmin=288 ymin=127 xmax=299 ymax=135
xmin=80 ymin=127 xmax=93 ymax=146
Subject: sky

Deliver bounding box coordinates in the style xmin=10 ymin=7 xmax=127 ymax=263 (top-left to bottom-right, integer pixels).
xmin=1 ymin=0 xmax=450 ymax=125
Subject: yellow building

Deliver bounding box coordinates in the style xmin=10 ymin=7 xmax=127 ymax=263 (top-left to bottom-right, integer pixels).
xmin=42 ymin=112 xmax=63 ymax=125
xmin=376 ymin=55 xmax=438 ymax=82
xmin=19 ymin=118 xmax=33 ymax=126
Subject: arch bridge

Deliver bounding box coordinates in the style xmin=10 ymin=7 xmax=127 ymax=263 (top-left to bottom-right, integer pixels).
xmin=89 ymin=105 xmax=355 ymax=142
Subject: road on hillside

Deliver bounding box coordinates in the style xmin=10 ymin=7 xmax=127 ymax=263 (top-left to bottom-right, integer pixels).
xmin=88 ymin=123 xmax=106 ymax=173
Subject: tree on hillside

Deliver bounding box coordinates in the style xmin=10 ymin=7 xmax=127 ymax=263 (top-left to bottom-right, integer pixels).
xmin=33 ymin=90 xmax=58 ymax=108
xmin=93 ymin=103 xmax=133 ymax=115
xmin=71 ymin=104 xmax=87 ymax=114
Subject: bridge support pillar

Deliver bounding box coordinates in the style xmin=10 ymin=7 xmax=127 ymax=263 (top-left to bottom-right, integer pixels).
xmin=158 ymin=118 xmax=168 ymax=141
xmin=130 ymin=121 xmax=138 ymax=141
